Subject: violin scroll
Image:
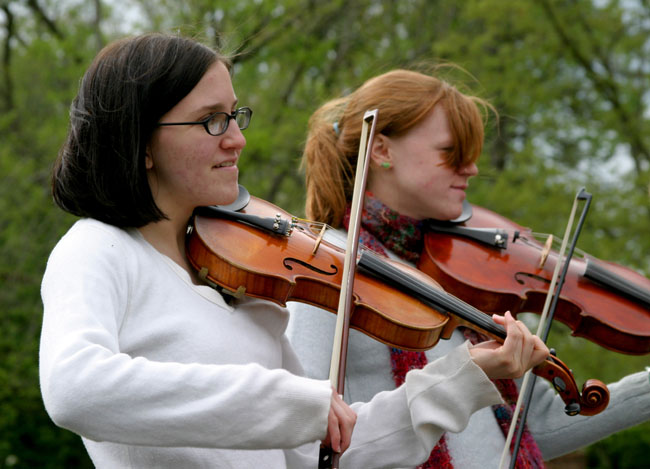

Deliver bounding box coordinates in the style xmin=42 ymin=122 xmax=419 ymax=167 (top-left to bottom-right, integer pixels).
xmin=579 ymin=379 xmax=610 ymax=416
xmin=534 ymin=353 xmax=609 ymax=416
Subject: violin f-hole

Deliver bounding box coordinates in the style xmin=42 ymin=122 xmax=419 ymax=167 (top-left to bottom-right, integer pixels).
xmin=283 ymin=257 xmax=339 ymax=276
xmin=513 ymin=272 xmax=551 ymax=286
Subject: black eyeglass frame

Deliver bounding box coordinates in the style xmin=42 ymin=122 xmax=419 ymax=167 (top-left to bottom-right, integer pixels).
xmin=156 ymin=107 xmax=253 ymax=136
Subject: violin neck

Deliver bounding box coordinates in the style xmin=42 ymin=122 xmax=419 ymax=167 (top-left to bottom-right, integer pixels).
xmin=357 ymin=251 xmax=506 ymax=340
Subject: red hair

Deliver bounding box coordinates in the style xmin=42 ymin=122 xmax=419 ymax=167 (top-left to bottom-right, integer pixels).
xmin=302 ymin=68 xmax=494 ymax=226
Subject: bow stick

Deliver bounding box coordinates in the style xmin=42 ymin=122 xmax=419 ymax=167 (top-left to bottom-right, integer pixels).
xmin=498 ymin=187 xmax=592 ymax=469
xmin=318 ymin=109 xmax=379 ymax=469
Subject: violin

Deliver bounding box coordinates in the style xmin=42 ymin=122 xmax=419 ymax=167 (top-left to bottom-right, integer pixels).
xmin=422 ymin=203 xmax=650 ymax=355
xmin=186 ymin=194 xmax=609 ymax=416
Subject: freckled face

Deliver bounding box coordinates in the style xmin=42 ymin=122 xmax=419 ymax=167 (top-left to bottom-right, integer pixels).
xmin=146 ymin=61 xmax=245 ymax=220
xmin=378 ymin=105 xmax=478 ymax=221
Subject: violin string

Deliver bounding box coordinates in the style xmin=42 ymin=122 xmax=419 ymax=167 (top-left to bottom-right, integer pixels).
xmin=529 ymin=232 xmax=588 ymax=258
xmin=359 ymin=250 xmax=506 ymax=339
xmin=294 ymin=218 xmax=510 ymax=338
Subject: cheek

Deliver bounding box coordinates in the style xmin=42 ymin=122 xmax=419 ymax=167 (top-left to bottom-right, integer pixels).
xmin=160 ymin=135 xmax=212 ymax=170
xmin=408 ymin=170 xmax=449 ymax=202
xmin=408 ymin=159 xmax=441 ymax=187
xmin=149 ymin=140 xmax=203 ymax=190
xmin=177 ymin=148 xmax=215 ymax=189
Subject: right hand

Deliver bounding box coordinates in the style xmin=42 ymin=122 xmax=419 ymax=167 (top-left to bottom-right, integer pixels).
xmin=322 ymin=388 xmax=357 ymax=454
xmin=468 ymin=311 xmax=549 ymax=379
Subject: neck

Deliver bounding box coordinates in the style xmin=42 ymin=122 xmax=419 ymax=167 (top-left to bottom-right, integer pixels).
xmin=348 ymin=191 xmax=424 ymax=264
xmin=139 ymin=215 xmax=200 ymax=283
xmin=367 ymin=173 xmax=422 ymax=220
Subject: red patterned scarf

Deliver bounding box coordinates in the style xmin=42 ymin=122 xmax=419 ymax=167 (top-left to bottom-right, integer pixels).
xmin=343 ymin=192 xmax=545 ymax=469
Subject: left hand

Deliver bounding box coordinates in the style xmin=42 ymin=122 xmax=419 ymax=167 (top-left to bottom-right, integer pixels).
xmin=468 ymin=311 xmax=549 ymax=379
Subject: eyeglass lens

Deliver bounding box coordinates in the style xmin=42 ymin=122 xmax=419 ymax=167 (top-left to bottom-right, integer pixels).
xmin=207 ymin=109 xmax=251 ymax=135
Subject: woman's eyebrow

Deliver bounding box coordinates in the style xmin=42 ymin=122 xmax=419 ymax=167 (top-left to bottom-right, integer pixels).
xmin=196 ymin=99 xmax=239 ymax=114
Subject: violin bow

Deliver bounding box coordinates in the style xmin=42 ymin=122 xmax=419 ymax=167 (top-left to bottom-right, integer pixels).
xmin=319 ymin=109 xmax=379 ymax=469
xmin=498 ymin=188 xmax=592 ymax=469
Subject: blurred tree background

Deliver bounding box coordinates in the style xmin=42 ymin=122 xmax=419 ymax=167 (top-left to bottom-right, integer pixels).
xmin=1 ymin=0 xmax=648 ymax=467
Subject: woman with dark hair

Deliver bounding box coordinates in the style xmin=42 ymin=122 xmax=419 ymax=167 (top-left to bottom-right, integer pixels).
xmin=40 ymin=34 xmax=549 ymax=468
xmin=287 ymin=68 xmax=650 ymax=468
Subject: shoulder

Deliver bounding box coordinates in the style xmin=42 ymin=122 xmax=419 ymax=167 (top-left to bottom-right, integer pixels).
xmin=50 ymin=218 xmax=140 ymax=258
xmin=45 ymin=218 xmax=148 ymax=282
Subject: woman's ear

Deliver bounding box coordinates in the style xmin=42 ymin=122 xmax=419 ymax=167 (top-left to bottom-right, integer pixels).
xmin=369 ymin=134 xmax=392 ymax=168
xmin=145 ymin=145 xmax=154 ymax=170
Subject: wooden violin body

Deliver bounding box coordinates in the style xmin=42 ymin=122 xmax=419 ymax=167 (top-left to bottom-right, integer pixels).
xmin=188 ymin=196 xmax=449 ymax=351
xmin=186 ymin=195 xmax=609 ymax=416
xmin=422 ymin=204 xmax=650 ymax=355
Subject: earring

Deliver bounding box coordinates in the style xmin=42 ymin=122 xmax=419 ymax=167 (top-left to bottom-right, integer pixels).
xmin=381 ymin=162 xmax=391 ymax=169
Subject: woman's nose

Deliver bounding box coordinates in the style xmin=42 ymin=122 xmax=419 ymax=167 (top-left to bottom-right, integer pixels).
xmin=459 ymin=162 xmax=479 ymax=177
xmin=220 ymin=122 xmax=247 ymax=150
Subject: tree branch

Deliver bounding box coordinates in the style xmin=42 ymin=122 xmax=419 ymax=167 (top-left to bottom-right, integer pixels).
xmin=539 ymin=0 xmax=649 ymax=170
xmin=93 ymin=0 xmax=104 ymax=52
xmin=27 ymin=0 xmax=63 ymax=39
xmin=1 ymin=3 xmax=14 ymax=111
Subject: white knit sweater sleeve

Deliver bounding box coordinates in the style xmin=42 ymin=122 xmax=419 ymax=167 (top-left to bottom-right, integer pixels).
xmin=287 ymin=301 xmax=503 ymax=468
xmin=339 ymin=341 xmax=503 ymax=468
xmin=526 ymin=368 xmax=650 ymax=460
xmin=39 ymin=220 xmax=332 ymax=450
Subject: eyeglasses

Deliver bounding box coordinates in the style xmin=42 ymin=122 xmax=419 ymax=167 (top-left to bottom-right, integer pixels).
xmin=157 ymin=107 xmax=252 ymax=136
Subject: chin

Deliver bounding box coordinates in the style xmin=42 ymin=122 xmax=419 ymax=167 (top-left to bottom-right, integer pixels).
xmin=448 ymin=206 xmax=463 ymax=219
xmin=433 ymin=205 xmax=462 ymax=222
xmin=217 ymin=193 xmax=238 ymax=207
xmin=206 ymin=188 xmax=237 ymax=207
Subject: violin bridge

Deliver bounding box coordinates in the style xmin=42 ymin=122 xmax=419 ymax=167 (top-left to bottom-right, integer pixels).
xmin=312 ymin=223 xmax=327 ymax=255
xmin=539 ymin=234 xmax=553 ymax=269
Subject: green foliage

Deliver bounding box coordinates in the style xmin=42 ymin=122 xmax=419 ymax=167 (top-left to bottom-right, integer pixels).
xmin=586 ymin=421 xmax=650 ymax=469
xmin=1 ymin=0 xmax=648 ymax=467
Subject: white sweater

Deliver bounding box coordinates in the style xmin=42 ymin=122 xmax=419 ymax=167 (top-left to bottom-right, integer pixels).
xmin=40 ymin=218 xmax=504 ymax=468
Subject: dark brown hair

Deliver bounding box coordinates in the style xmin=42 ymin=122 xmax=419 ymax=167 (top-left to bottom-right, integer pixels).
xmin=52 ymin=33 xmax=230 ymax=227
